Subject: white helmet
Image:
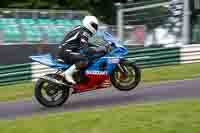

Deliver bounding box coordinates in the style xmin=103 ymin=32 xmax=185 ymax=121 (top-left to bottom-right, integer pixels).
xmin=82 ymin=16 xmax=99 ymax=35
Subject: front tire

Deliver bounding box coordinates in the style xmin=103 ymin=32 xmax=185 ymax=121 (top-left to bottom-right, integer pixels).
xmin=35 ymin=74 xmax=70 ymax=107
xmin=111 ymin=61 xmax=141 ymax=91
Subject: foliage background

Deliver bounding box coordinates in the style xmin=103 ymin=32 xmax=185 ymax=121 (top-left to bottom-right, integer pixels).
xmin=0 ymin=0 xmax=153 ymax=24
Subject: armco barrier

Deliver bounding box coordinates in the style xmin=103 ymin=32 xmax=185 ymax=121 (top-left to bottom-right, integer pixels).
xmin=0 ymin=63 xmax=32 ymax=85
xmin=1 ymin=45 xmax=200 ymax=85
xmin=126 ymin=47 xmax=181 ymax=67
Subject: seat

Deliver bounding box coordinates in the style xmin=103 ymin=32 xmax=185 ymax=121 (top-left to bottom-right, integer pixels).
xmin=71 ymin=20 xmax=81 ymax=25
xmin=37 ymin=19 xmax=54 ymax=25
xmin=40 ymin=26 xmax=63 ymax=43
xmin=25 ymin=30 xmax=43 ymax=42
xmin=0 ymin=18 xmax=17 ymax=25
xmin=18 ymin=19 xmax=35 ymax=25
xmin=0 ymin=18 xmax=82 ymax=43
xmin=21 ymin=25 xmax=42 ymax=42
xmin=3 ymin=26 xmax=22 ymax=42
xmin=0 ymin=24 xmax=18 ymax=30
xmin=55 ymin=19 xmax=66 ymax=25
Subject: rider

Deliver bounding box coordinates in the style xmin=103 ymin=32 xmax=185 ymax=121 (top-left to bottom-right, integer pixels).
xmin=57 ymin=16 xmax=109 ymax=84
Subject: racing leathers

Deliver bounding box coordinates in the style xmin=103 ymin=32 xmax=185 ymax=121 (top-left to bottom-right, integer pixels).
xmin=57 ymin=26 xmax=108 ymax=84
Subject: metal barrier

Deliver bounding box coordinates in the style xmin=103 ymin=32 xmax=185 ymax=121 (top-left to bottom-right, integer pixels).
xmin=1 ymin=45 xmax=200 ymax=85
xmin=127 ymin=47 xmax=181 ymax=68
xmin=0 ymin=63 xmax=32 ymax=85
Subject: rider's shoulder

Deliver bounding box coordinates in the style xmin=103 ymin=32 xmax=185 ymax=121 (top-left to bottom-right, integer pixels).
xmin=72 ymin=25 xmax=82 ymax=31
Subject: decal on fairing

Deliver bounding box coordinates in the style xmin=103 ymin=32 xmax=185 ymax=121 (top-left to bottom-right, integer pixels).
xmin=85 ymin=70 xmax=108 ymax=75
xmin=108 ymin=58 xmax=120 ymax=64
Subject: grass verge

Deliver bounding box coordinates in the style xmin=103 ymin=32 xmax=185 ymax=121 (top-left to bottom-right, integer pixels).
xmin=0 ymin=99 xmax=200 ymax=133
xmin=1 ymin=63 xmax=200 ymax=102
xmin=0 ymin=83 xmax=34 ymax=102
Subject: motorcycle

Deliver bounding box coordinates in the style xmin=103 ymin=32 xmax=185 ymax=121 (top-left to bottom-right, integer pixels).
xmin=30 ymin=32 xmax=141 ymax=107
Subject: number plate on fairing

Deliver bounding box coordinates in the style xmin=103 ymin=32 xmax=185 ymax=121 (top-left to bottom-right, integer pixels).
xmin=108 ymin=58 xmax=120 ymax=64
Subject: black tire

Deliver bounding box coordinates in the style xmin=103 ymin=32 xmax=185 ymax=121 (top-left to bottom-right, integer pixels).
xmin=34 ymin=74 xmax=70 ymax=108
xmin=110 ymin=61 xmax=141 ymax=91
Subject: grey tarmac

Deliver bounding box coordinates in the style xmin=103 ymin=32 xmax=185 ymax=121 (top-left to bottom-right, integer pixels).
xmin=0 ymin=79 xmax=200 ymax=120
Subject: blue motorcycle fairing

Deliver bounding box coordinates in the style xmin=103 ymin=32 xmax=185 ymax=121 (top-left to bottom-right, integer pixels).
xmin=29 ymin=54 xmax=69 ymax=70
xmin=29 ymin=32 xmax=129 ymax=74
xmin=86 ymin=56 xmax=118 ymax=75
xmin=97 ymin=32 xmax=128 ymax=50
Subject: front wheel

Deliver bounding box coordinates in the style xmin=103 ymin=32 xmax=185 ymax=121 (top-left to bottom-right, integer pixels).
xmin=34 ymin=74 xmax=70 ymax=107
xmin=111 ymin=61 xmax=141 ymax=91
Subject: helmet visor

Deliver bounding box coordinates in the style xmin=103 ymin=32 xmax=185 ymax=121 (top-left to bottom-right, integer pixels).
xmin=91 ymin=22 xmax=98 ymax=31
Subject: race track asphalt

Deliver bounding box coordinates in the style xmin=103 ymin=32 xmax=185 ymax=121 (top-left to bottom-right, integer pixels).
xmin=0 ymin=79 xmax=200 ymax=120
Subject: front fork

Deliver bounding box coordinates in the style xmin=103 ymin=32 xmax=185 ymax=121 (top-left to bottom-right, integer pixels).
xmin=117 ymin=64 xmax=129 ymax=77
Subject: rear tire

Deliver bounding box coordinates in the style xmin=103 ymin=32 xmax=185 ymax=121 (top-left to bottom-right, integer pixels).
xmin=111 ymin=61 xmax=141 ymax=91
xmin=34 ymin=74 xmax=70 ymax=108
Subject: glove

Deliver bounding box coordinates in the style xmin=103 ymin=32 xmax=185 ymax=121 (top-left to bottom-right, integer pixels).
xmin=105 ymin=45 xmax=112 ymax=53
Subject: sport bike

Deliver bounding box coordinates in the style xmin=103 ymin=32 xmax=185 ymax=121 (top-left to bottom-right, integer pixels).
xmin=30 ymin=32 xmax=141 ymax=107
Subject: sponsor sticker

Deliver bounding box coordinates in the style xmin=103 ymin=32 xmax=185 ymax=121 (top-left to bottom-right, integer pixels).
xmin=86 ymin=70 xmax=108 ymax=75
xmin=109 ymin=58 xmax=120 ymax=64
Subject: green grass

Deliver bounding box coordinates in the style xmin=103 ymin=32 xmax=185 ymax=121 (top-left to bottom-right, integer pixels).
xmin=1 ymin=63 xmax=200 ymax=102
xmin=142 ymin=63 xmax=200 ymax=82
xmin=0 ymin=82 xmax=34 ymax=102
xmin=1 ymin=99 xmax=200 ymax=133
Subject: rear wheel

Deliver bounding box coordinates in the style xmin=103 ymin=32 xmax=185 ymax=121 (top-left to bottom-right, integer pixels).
xmin=34 ymin=74 xmax=70 ymax=107
xmin=111 ymin=61 xmax=141 ymax=91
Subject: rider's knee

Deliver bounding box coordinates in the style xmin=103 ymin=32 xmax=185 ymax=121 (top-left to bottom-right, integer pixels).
xmin=75 ymin=61 xmax=88 ymax=70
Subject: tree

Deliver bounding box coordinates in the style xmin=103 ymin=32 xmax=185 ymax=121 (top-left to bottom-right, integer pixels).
xmin=0 ymin=0 xmax=158 ymax=24
xmin=55 ymin=0 xmax=116 ymax=24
